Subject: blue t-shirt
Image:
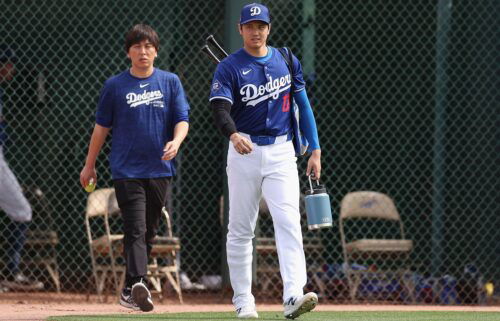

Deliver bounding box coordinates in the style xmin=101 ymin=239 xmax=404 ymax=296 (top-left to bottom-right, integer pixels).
xmin=96 ymin=68 xmax=190 ymax=179
xmin=209 ymin=47 xmax=305 ymax=137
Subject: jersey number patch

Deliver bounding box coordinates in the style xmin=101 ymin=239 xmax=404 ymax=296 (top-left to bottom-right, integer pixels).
xmin=282 ymin=93 xmax=290 ymax=112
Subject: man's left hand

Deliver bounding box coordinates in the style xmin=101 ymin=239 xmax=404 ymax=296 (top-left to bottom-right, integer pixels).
xmin=306 ymin=149 xmax=322 ymax=180
xmin=162 ymin=140 xmax=181 ymax=160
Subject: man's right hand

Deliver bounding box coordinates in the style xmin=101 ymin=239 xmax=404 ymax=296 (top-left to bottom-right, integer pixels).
xmin=80 ymin=166 xmax=97 ymax=189
xmin=230 ymin=133 xmax=253 ymax=155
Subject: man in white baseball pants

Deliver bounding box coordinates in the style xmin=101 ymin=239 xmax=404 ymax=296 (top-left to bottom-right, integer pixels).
xmin=227 ymin=137 xmax=307 ymax=307
xmin=209 ymin=4 xmax=322 ymax=318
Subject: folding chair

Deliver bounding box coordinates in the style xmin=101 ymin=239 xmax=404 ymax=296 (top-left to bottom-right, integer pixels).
xmin=147 ymin=207 xmax=183 ymax=303
xmin=85 ymin=188 xmax=182 ymax=303
xmin=22 ymin=185 xmax=60 ymax=292
xmin=339 ymin=191 xmax=414 ymax=302
xmin=255 ymin=196 xmax=324 ymax=297
xmin=84 ymin=188 xmax=124 ymax=302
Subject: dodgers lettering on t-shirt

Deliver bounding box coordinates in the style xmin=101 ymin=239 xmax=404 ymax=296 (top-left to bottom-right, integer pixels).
xmin=126 ymin=90 xmax=164 ymax=108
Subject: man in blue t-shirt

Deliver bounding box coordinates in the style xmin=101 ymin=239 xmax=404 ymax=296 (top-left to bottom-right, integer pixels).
xmin=80 ymin=24 xmax=190 ymax=312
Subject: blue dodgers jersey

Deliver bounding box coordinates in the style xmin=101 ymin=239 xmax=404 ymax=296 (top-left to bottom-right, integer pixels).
xmin=209 ymin=47 xmax=305 ymax=136
xmin=96 ymin=68 xmax=190 ymax=179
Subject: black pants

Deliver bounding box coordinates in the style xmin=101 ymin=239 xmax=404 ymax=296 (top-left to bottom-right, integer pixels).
xmin=113 ymin=177 xmax=171 ymax=287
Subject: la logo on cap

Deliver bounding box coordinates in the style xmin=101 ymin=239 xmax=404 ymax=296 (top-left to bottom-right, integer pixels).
xmin=250 ymin=6 xmax=261 ymax=16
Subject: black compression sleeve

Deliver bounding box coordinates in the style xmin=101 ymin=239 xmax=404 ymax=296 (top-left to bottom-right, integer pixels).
xmin=211 ymin=99 xmax=237 ymax=139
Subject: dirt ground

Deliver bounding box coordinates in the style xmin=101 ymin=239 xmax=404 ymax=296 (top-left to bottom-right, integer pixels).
xmin=1 ymin=292 xmax=499 ymax=321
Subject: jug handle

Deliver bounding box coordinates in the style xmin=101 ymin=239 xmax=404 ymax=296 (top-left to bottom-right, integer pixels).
xmin=308 ymin=172 xmax=320 ymax=193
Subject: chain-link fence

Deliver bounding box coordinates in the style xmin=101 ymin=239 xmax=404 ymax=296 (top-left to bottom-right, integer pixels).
xmin=0 ymin=0 xmax=498 ymax=305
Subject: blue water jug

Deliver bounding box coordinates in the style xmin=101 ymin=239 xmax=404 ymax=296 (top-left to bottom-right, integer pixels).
xmin=305 ymin=174 xmax=333 ymax=230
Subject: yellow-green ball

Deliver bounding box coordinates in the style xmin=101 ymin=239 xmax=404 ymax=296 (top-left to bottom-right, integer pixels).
xmin=485 ymin=282 xmax=494 ymax=296
xmin=84 ymin=182 xmax=96 ymax=193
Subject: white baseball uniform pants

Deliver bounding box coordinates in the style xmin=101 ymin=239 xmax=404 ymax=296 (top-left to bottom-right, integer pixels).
xmin=0 ymin=146 xmax=32 ymax=222
xmin=226 ymin=136 xmax=306 ymax=309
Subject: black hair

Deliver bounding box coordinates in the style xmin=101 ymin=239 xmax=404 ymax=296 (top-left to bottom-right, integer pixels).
xmin=124 ymin=24 xmax=159 ymax=53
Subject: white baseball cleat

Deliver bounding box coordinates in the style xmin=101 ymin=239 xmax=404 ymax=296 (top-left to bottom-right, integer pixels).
xmin=236 ymin=306 xmax=259 ymax=319
xmin=283 ymin=292 xmax=318 ymax=319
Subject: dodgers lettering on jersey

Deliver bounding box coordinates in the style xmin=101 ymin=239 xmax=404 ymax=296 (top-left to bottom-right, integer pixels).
xmin=96 ymin=68 xmax=190 ymax=179
xmin=240 ymin=73 xmax=292 ymax=106
xmin=209 ymin=47 xmax=305 ymax=137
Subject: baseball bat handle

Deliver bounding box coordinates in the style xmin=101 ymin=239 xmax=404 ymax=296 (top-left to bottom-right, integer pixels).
xmin=206 ymin=34 xmax=229 ymax=58
xmin=201 ymin=45 xmax=221 ymax=64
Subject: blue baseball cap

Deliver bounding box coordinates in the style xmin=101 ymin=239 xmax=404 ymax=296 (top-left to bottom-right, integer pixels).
xmin=240 ymin=3 xmax=271 ymax=25
xmin=0 ymin=45 xmax=17 ymax=63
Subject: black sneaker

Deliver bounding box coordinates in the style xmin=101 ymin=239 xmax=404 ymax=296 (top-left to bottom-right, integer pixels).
xmin=1 ymin=273 xmax=44 ymax=291
xmin=131 ymin=280 xmax=154 ymax=312
xmin=119 ymin=287 xmax=140 ymax=310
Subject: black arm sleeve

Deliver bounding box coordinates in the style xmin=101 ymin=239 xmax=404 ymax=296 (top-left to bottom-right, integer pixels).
xmin=211 ymin=99 xmax=237 ymax=139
